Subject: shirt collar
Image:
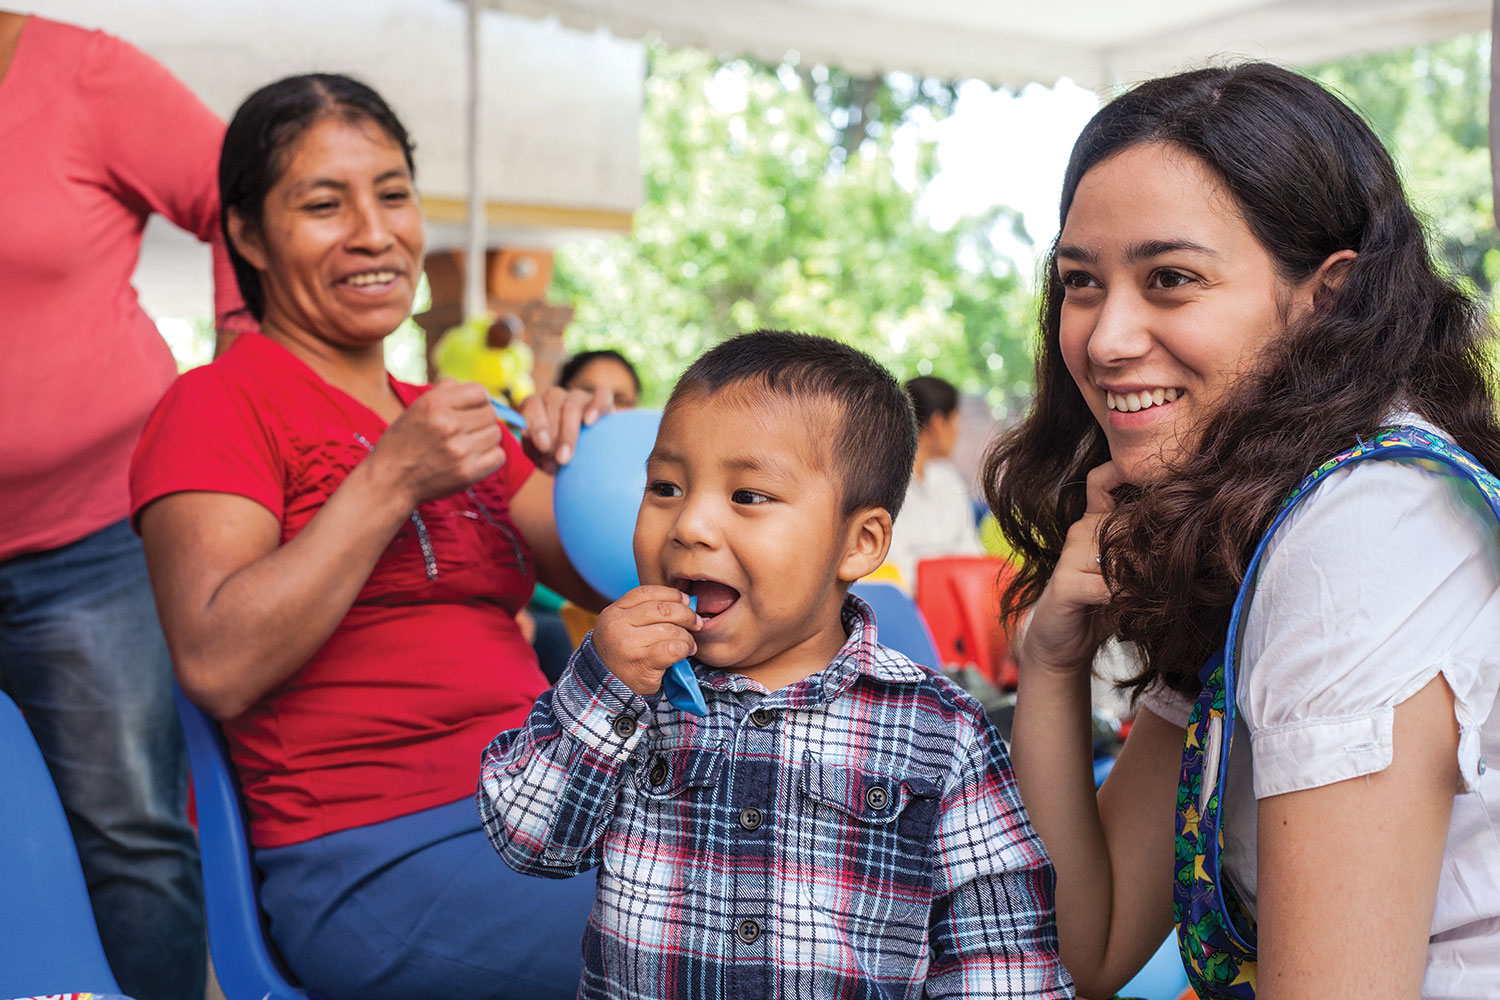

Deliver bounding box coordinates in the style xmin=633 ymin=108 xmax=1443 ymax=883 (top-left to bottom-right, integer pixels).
xmin=696 ymin=593 xmax=930 ymax=709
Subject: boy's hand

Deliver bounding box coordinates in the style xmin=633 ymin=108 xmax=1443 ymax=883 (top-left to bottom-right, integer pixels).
xmin=592 ymin=587 xmax=702 ymax=697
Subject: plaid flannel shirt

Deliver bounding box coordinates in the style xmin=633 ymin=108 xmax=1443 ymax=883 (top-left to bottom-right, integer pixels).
xmin=478 ymin=597 xmax=1073 ymax=1000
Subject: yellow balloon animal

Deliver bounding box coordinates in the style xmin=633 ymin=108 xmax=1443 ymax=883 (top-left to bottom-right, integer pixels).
xmin=432 ymin=313 xmax=536 ymax=404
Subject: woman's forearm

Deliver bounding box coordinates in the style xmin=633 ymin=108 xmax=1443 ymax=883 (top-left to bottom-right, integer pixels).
xmin=509 ymin=471 xmax=610 ymax=612
xmin=144 ymin=382 xmax=515 ymax=719
xmin=1009 ymin=650 xmax=1119 ymax=992
xmin=1011 ymin=643 xmax=1184 ymax=997
xmin=142 ymin=459 xmax=415 ymax=719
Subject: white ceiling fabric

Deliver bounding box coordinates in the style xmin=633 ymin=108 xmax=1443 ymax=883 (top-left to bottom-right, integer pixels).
xmin=28 ymin=0 xmax=1491 ymax=321
xmin=40 ymin=0 xmax=645 ymax=236
xmin=489 ymin=0 xmax=1489 ymax=89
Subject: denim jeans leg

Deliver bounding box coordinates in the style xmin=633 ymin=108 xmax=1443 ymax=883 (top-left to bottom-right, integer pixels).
xmin=0 ymin=520 xmax=206 ymax=1000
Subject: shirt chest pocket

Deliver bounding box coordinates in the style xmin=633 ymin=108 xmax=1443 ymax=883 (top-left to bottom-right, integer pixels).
xmin=796 ymin=755 xmax=943 ymax=990
xmin=600 ymin=742 xmax=724 ymax=901
xmin=796 ymin=754 xmax=943 ymax=923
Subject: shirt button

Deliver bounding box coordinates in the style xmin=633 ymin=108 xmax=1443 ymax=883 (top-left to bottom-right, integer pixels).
xmin=750 ymin=708 xmax=773 ymax=727
xmin=736 ymin=918 xmax=761 ymax=944
xmin=649 ymin=758 xmax=669 ymax=786
xmin=738 ymin=806 xmax=763 ymax=831
xmin=865 ymin=785 xmax=890 ymax=811
xmin=612 ymin=715 xmax=637 ymax=739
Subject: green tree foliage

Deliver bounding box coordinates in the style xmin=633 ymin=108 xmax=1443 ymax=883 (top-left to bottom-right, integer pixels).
xmin=1308 ymin=33 xmax=1495 ymax=293
xmin=551 ymin=35 xmax=1497 ymax=409
xmin=799 ymin=63 xmax=958 ymax=165
xmin=552 ymin=47 xmax=1035 ymax=409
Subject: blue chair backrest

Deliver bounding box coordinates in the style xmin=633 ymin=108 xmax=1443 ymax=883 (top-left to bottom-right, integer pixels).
xmin=0 ymin=691 xmax=123 ymax=998
xmin=172 ymin=686 xmax=308 ymax=1000
xmin=851 ymin=582 xmax=942 ymax=669
xmin=1120 ymin=933 xmax=1191 ymax=1000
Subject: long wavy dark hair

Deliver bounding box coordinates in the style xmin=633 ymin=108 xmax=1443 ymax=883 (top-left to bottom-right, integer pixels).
xmin=983 ymin=62 xmax=1500 ymax=697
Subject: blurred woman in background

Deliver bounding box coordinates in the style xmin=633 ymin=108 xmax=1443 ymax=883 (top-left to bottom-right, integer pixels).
xmin=557 ymin=347 xmax=641 ymax=409
xmin=885 ymin=375 xmax=984 ymax=586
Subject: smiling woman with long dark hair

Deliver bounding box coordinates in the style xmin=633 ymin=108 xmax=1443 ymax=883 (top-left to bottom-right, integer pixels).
xmin=987 ymin=63 xmax=1500 ymax=1000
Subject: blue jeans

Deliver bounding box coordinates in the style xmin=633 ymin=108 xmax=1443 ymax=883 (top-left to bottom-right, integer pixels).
xmin=0 ymin=519 xmax=206 ymax=1000
xmin=257 ymin=797 xmax=596 ymax=1000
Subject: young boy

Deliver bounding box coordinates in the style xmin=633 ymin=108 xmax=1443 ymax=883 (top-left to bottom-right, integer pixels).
xmin=478 ymin=331 xmax=1072 ymax=1000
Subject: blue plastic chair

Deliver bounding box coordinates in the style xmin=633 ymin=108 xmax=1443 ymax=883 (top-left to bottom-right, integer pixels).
xmin=0 ymin=691 xmax=130 ymax=999
xmin=1118 ymin=933 xmax=1191 ymax=1000
xmin=851 ymin=581 xmax=942 ymax=668
xmin=172 ymin=685 xmax=308 ymax=1000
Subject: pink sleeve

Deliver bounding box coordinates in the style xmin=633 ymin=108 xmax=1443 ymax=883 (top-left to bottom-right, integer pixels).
xmin=131 ymin=365 xmax=285 ymax=529
xmin=76 ymin=29 xmax=252 ymax=333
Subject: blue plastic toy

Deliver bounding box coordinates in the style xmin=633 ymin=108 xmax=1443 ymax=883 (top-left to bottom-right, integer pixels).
xmin=489 ymin=398 xmax=526 ymax=429
xmin=670 ymin=596 xmax=709 ymax=715
xmin=500 ymin=401 xmax=707 ymax=717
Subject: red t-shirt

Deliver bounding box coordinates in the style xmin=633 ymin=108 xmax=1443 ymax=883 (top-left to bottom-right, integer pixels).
xmin=130 ymin=333 xmax=548 ymax=847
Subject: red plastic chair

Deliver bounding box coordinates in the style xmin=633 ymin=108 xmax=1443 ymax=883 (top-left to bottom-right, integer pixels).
xmin=914 ymin=556 xmax=1019 ymax=689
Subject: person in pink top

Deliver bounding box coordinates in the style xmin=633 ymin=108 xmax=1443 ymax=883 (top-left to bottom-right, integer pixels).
xmin=0 ymin=12 xmax=248 ymax=999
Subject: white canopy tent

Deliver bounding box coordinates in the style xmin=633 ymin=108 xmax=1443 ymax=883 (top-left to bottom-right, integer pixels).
xmin=489 ymin=0 xmax=1491 ymax=91
xmin=43 ymin=0 xmax=647 ymax=319
xmin=36 ymin=0 xmax=1494 ymax=322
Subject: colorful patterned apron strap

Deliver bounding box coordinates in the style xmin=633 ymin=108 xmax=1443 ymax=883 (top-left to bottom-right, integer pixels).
xmin=1173 ymin=426 xmax=1500 ymax=999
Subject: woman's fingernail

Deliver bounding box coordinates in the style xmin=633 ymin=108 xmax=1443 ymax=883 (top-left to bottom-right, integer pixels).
xmin=557 ymin=443 xmax=572 ymax=465
xmin=536 ymin=429 xmax=551 ymax=449
xmin=694 ymin=615 xmax=704 ymax=629
xmin=583 ymin=410 xmax=599 ymax=426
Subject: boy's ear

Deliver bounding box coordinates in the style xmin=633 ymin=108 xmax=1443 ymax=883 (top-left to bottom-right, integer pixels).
xmin=226 ymin=208 xmax=269 ymax=272
xmin=836 ymin=506 xmax=892 ymax=584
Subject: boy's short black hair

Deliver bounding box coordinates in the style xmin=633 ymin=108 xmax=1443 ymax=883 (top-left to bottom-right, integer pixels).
xmin=667 ymin=330 xmax=917 ymax=519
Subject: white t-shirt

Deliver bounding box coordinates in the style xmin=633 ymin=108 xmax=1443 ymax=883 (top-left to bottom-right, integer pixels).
xmin=886 ymin=458 xmax=984 ymax=587
xmin=1138 ymin=418 xmax=1500 ymax=999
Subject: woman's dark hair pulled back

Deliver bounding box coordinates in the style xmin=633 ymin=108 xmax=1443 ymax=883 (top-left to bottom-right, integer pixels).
xmin=983 ymin=62 xmax=1500 ymax=697
xmin=558 ymin=349 xmax=642 ymax=394
xmin=219 ymin=73 xmax=416 ymax=321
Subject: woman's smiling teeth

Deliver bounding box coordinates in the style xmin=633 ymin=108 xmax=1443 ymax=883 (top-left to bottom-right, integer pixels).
xmin=1106 ymin=387 xmax=1182 ymax=412
xmin=343 ymin=270 xmax=397 ymax=287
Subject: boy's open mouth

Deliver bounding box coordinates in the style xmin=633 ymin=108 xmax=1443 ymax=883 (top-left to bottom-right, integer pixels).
xmin=675 ymin=578 xmax=741 ymax=621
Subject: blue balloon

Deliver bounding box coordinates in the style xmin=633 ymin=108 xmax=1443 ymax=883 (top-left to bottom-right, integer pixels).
xmin=552 ymin=408 xmax=662 ymax=601
xmin=553 ymin=408 xmax=707 ymax=716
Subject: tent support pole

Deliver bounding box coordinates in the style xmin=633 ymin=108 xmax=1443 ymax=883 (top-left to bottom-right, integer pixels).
xmin=465 ymin=0 xmax=486 ymax=319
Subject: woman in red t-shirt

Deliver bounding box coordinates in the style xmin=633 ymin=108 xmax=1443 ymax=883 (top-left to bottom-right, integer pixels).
xmin=132 ymin=74 xmax=609 ymax=999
